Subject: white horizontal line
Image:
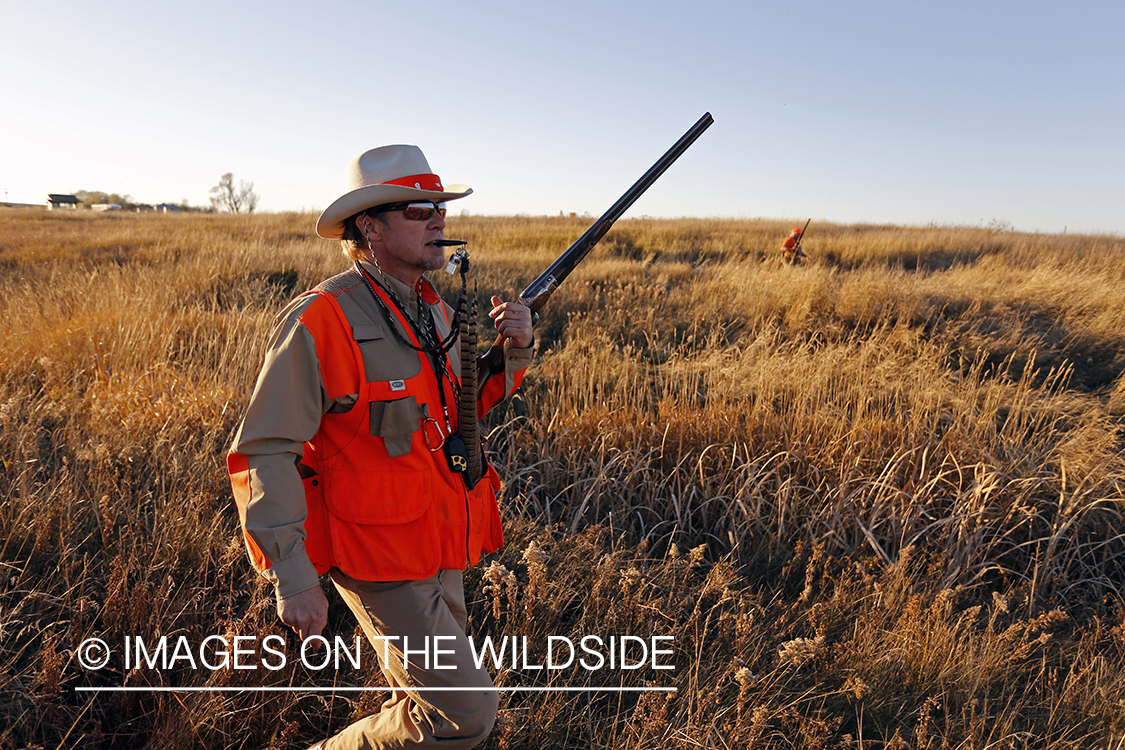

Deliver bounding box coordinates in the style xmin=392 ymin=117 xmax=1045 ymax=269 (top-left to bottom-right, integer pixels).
xmin=76 ymin=686 xmax=676 ymax=693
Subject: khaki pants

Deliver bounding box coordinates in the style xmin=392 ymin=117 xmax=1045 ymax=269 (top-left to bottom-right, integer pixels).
xmin=322 ymin=569 xmax=498 ymax=750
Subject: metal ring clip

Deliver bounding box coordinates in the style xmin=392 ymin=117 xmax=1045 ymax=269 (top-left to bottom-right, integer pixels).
xmin=422 ymin=417 xmax=448 ymax=452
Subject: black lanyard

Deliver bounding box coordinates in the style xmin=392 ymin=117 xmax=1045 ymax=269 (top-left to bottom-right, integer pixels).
xmin=353 ymin=261 xmax=462 ymax=426
xmin=354 ymin=261 xmax=459 ymax=358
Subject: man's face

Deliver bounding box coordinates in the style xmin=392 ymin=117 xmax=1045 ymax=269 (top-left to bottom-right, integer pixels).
xmin=364 ymin=205 xmax=447 ymax=283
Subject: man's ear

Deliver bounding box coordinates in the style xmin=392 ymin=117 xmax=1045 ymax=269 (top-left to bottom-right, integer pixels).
xmin=356 ymin=213 xmax=379 ymax=243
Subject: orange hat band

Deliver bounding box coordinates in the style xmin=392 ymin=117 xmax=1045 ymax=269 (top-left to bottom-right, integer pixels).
xmin=381 ymin=173 xmax=445 ymax=191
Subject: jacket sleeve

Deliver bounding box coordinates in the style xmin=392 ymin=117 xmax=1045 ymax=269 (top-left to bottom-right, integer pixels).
xmin=228 ymin=296 xmax=328 ymax=601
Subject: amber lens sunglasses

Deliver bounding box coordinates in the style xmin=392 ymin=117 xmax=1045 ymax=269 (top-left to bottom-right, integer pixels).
xmin=372 ymin=201 xmax=447 ymax=221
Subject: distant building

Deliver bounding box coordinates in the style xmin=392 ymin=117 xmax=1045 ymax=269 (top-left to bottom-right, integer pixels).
xmin=91 ymin=203 xmax=123 ymax=211
xmin=135 ymin=205 xmax=154 ymax=212
xmin=155 ymin=203 xmax=183 ymax=213
xmin=47 ymin=194 xmax=80 ymax=210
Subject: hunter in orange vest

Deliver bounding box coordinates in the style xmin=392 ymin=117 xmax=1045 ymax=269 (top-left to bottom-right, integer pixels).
xmin=781 ymin=226 xmax=808 ymax=264
xmin=227 ymin=145 xmax=533 ymax=749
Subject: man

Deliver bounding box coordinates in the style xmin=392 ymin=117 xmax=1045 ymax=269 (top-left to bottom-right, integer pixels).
xmin=781 ymin=226 xmax=808 ymax=264
xmin=227 ymin=145 xmax=533 ymax=749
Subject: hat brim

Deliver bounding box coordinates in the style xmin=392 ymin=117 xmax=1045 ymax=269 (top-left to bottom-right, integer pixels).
xmin=315 ymin=183 xmax=472 ymax=239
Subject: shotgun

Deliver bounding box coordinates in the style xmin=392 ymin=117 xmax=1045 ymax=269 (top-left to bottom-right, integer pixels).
xmin=450 ymin=112 xmax=715 ymax=485
xmin=794 ymin=218 xmax=811 ymax=251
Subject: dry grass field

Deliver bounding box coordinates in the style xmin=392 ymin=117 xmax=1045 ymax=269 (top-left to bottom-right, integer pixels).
xmin=1 ymin=208 xmax=1123 ymax=749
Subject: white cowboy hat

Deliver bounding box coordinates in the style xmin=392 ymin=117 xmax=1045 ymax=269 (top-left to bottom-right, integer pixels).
xmin=315 ymin=145 xmax=472 ymax=239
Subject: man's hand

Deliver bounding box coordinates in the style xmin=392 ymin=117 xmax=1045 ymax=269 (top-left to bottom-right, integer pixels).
xmin=489 ymin=295 xmax=533 ymax=349
xmin=277 ymin=586 xmax=328 ymax=641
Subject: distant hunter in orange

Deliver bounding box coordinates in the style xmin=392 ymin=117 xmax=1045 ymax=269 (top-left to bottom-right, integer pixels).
xmin=781 ymin=223 xmax=809 ymax=264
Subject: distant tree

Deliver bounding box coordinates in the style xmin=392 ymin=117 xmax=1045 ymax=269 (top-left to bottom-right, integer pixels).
xmin=107 ymin=193 xmax=136 ymax=210
xmin=75 ymin=190 xmax=108 ymax=208
xmin=209 ymin=173 xmax=259 ymax=213
xmin=74 ymin=189 xmax=135 ymax=210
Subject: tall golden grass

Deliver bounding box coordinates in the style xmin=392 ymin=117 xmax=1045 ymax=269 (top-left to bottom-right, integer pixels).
xmin=1 ymin=208 xmax=1123 ymax=748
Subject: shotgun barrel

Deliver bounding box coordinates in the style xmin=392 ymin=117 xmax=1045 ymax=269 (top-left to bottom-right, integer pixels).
xmin=518 ymin=112 xmax=715 ymax=314
xmin=795 ymin=218 xmax=811 ymax=250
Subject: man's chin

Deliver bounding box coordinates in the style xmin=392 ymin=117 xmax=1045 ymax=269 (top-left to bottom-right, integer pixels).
xmin=421 ymin=248 xmax=447 ymax=271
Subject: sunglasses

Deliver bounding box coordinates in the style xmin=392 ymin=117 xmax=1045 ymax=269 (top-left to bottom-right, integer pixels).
xmin=372 ymin=201 xmax=447 ymax=221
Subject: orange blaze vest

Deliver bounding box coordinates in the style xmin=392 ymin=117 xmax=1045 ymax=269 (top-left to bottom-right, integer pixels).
xmin=231 ymin=274 xmax=507 ymax=583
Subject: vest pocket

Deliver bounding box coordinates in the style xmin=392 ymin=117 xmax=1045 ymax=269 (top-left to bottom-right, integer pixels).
xmin=353 ymin=323 xmax=422 ymax=382
xmin=370 ymin=397 xmax=423 ymax=457
xmin=315 ymin=437 xmax=441 ymax=578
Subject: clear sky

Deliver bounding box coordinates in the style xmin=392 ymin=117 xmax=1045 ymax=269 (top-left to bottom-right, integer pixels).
xmin=2 ymin=1 xmax=1122 ymax=234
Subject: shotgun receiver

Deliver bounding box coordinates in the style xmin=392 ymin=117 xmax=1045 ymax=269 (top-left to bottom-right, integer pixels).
xmin=518 ymin=112 xmax=714 ymax=315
